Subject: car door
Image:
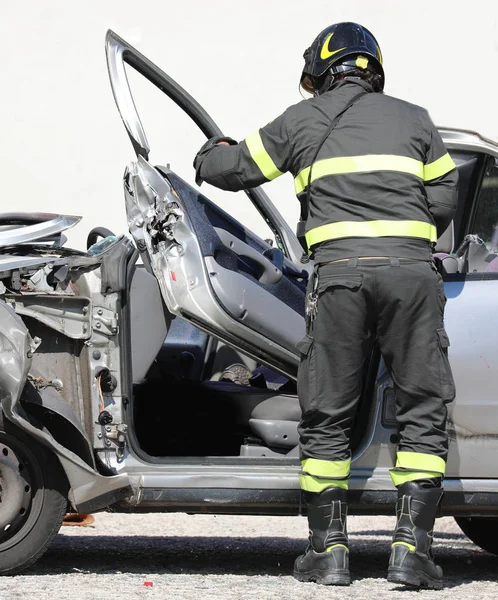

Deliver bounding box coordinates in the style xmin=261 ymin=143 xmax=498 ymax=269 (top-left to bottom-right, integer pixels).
xmin=439 ymin=143 xmax=498 ymax=479
xmin=105 ymin=29 xmax=308 ymax=380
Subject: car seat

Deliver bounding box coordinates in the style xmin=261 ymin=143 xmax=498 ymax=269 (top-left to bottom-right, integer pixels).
xmin=432 ymin=222 xmax=459 ymax=273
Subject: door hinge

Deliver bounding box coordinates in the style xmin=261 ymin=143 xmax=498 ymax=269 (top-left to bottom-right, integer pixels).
xmin=93 ymin=306 xmax=119 ymax=336
xmin=104 ymin=423 xmax=128 ymax=459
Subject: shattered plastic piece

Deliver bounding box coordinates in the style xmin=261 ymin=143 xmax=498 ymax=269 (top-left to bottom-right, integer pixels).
xmin=87 ymin=236 xmax=118 ymax=255
xmin=143 ymin=581 xmax=153 ymax=587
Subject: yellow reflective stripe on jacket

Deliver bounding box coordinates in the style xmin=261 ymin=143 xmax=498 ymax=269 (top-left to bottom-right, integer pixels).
xmin=396 ymin=452 xmax=446 ymax=475
xmin=245 ymin=130 xmax=283 ymax=181
xmin=294 ymin=154 xmax=425 ymax=194
xmin=301 ymin=457 xmax=351 ymax=478
xmin=294 ymin=152 xmax=456 ymax=194
xmin=424 ymin=152 xmax=456 ymax=181
xmin=305 ymin=219 xmax=437 ymax=248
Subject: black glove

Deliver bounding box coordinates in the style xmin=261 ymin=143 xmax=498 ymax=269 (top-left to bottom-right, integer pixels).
xmin=193 ymin=136 xmax=238 ymax=186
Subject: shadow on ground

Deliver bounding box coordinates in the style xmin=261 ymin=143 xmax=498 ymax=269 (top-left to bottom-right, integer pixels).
xmin=26 ymin=529 xmax=493 ymax=589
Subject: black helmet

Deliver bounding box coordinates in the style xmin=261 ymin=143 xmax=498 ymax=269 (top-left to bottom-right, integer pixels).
xmin=300 ymin=22 xmax=384 ymax=95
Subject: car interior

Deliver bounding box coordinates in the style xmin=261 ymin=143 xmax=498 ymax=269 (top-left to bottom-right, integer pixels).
xmin=129 ymin=170 xmax=308 ymax=461
xmin=433 ymin=152 xmax=498 ymax=274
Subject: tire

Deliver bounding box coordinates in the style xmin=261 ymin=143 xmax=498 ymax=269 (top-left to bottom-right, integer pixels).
xmin=0 ymin=419 xmax=69 ymax=575
xmin=455 ymin=516 xmax=498 ymax=555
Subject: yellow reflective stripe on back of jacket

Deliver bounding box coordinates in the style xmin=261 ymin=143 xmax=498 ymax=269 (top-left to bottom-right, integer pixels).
xmin=305 ymin=219 xmax=437 ymax=248
xmin=294 ymin=152 xmax=456 ymax=194
xmin=245 ymin=130 xmax=283 ymax=181
xmin=424 ymin=152 xmax=456 ymax=181
xmin=294 ymin=154 xmax=425 ymax=194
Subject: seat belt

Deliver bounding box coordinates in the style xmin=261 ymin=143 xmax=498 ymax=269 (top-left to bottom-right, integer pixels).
xmin=297 ymin=90 xmax=369 ymax=259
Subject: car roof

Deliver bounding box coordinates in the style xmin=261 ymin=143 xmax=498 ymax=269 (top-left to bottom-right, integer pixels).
xmin=439 ymin=127 xmax=498 ymax=158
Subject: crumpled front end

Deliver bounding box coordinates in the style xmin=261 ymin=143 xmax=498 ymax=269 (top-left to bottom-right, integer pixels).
xmin=0 ymin=300 xmax=33 ymax=424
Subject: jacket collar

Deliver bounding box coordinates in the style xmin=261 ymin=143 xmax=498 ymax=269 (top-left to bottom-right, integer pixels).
xmin=329 ymin=78 xmax=376 ymax=94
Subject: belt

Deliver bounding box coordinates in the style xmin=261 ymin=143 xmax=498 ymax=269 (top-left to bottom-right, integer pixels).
xmin=319 ymin=256 xmax=430 ymax=267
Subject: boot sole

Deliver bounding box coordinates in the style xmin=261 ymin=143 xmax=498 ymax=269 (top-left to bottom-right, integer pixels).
xmin=387 ymin=567 xmax=443 ymax=590
xmin=293 ymin=568 xmax=351 ymax=586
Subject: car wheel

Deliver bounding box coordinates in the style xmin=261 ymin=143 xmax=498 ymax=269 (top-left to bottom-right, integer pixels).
xmin=0 ymin=419 xmax=69 ymax=575
xmin=455 ymin=516 xmax=498 ymax=555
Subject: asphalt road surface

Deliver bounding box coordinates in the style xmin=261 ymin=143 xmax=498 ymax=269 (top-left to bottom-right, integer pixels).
xmin=1 ymin=513 xmax=497 ymax=599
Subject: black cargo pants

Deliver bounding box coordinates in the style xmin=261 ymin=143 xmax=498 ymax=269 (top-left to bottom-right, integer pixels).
xmin=296 ymin=257 xmax=456 ymax=490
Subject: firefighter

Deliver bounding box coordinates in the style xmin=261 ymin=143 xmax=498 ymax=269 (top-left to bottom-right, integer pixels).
xmin=193 ymin=22 xmax=458 ymax=589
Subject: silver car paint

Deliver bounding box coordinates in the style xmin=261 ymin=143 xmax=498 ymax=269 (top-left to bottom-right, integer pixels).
xmin=0 ymin=213 xmax=81 ymax=247
xmin=124 ymin=157 xmax=303 ymax=378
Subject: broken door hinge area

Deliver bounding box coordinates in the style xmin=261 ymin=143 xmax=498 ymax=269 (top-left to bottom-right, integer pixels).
xmin=5 ymin=295 xmax=92 ymax=339
xmin=92 ymin=306 xmax=119 ymax=336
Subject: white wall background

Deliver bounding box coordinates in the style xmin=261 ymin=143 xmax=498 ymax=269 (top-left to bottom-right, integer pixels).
xmin=1 ymin=0 xmax=497 ymax=250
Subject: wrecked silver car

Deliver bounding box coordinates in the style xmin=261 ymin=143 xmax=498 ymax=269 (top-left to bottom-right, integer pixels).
xmin=1 ymin=30 xmax=498 ymax=575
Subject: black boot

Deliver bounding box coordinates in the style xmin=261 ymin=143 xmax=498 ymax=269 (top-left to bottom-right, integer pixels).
xmin=293 ymin=487 xmax=350 ymax=586
xmin=387 ymin=478 xmax=444 ymax=590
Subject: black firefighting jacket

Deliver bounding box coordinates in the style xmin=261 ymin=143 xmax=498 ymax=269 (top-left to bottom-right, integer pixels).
xmin=194 ymin=79 xmax=459 ymax=262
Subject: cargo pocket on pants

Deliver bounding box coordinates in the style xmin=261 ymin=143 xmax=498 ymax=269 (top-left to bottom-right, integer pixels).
xmin=296 ymin=333 xmax=316 ymax=414
xmin=316 ymin=272 xmax=363 ymax=295
xmin=437 ymin=328 xmax=456 ymax=402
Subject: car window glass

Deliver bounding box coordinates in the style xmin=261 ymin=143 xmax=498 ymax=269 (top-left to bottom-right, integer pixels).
xmin=472 ymin=157 xmax=498 ymax=251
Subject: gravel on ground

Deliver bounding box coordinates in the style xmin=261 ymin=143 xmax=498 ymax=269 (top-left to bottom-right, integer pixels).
xmin=0 ymin=513 xmax=496 ymax=600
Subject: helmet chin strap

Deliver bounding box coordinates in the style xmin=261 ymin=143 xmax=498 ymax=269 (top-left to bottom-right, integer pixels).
xmin=313 ymin=70 xmax=336 ymax=96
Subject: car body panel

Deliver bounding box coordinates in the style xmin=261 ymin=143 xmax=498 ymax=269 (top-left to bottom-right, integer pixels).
xmin=0 ymin=213 xmax=81 ymax=247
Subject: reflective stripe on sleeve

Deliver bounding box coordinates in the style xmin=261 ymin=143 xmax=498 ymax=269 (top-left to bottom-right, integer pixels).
xmin=305 ymin=219 xmax=437 ymax=249
xmin=245 ymin=130 xmax=283 ymax=181
xmin=294 ymin=154 xmax=425 ymax=194
xmin=423 ymin=152 xmax=456 ymax=181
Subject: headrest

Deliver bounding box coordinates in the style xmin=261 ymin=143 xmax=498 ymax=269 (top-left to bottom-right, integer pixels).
xmin=434 ymin=221 xmax=454 ymax=254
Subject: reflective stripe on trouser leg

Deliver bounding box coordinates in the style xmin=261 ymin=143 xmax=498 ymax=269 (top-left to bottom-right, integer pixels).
xmin=299 ymin=458 xmax=351 ymax=491
xmin=389 ymin=452 xmax=446 ymax=487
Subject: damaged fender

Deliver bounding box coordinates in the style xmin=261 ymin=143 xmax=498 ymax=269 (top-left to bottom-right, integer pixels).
xmin=0 ymin=300 xmax=131 ymax=512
